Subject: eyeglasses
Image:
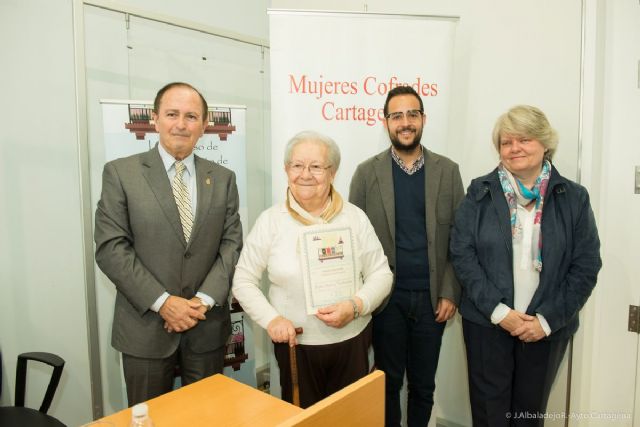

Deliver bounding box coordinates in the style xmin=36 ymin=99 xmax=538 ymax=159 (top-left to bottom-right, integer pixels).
xmin=385 ymin=109 xmax=423 ymax=122
xmin=287 ymin=163 xmax=332 ymax=176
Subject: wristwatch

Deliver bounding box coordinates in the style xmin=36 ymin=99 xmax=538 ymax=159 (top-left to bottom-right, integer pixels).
xmin=349 ymin=298 xmax=360 ymax=319
xmin=197 ymin=298 xmax=212 ymax=311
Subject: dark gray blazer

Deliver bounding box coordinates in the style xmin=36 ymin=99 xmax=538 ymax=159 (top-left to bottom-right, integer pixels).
xmin=349 ymin=147 xmax=464 ymax=313
xmin=94 ymin=147 xmax=243 ymax=358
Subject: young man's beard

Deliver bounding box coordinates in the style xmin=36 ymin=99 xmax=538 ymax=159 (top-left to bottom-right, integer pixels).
xmin=389 ymin=126 xmax=423 ymax=153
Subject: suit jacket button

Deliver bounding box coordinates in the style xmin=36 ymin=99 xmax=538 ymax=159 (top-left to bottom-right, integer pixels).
xmin=184 ymin=252 xmax=192 ymax=259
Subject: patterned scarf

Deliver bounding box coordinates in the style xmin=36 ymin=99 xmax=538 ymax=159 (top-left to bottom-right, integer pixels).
xmin=286 ymin=185 xmax=343 ymax=226
xmin=497 ymin=160 xmax=551 ymax=272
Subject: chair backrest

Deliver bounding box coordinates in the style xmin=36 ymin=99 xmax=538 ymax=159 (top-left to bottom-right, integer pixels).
xmin=276 ymin=370 xmax=385 ymax=427
xmin=15 ymin=352 xmax=65 ymax=414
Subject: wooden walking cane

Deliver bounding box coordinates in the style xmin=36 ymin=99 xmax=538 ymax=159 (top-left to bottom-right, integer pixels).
xmin=290 ymin=327 xmax=303 ymax=407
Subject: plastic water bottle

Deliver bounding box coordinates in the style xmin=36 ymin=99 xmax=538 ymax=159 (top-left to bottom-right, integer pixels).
xmin=130 ymin=402 xmax=155 ymax=427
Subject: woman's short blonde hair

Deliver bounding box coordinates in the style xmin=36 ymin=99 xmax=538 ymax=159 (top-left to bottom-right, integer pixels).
xmin=492 ymin=105 xmax=558 ymax=161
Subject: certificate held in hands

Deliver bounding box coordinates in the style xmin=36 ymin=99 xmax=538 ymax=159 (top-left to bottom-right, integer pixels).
xmin=299 ymin=225 xmax=359 ymax=315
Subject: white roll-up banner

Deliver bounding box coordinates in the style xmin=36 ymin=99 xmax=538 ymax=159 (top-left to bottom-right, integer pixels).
xmin=268 ymin=10 xmax=457 ymax=400
xmin=269 ymin=10 xmax=457 ymax=202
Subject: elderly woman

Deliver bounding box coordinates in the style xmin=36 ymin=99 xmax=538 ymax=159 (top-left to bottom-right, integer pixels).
xmin=232 ymin=130 xmax=392 ymax=408
xmin=450 ymin=105 xmax=601 ymax=426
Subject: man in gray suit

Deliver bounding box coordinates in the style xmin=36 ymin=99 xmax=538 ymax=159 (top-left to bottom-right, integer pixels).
xmin=349 ymin=86 xmax=464 ymax=426
xmin=95 ymin=82 xmax=242 ymax=405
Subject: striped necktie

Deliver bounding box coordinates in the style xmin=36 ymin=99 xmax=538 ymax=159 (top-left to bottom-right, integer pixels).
xmin=172 ymin=160 xmax=194 ymax=242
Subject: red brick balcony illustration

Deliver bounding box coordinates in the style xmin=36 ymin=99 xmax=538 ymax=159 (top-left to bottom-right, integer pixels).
xmin=124 ymin=104 xmax=236 ymax=141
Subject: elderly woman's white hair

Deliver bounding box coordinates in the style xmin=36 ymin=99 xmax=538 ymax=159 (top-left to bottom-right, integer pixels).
xmin=284 ymin=130 xmax=341 ymax=171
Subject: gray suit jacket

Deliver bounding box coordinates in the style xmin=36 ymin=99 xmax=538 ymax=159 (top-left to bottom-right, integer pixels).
xmin=94 ymin=147 xmax=243 ymax=358
xmin=349 ymin=146 xmax=464 ymax=312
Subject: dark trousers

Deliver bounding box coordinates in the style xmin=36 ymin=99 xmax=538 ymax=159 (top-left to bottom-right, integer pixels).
xmin=274 ymin=324 xmax=371 ymax=409
xmin=373 ymin=289 xmax=445 ymax=427
xmin=463 ymin=319 xmax=570 ymax=427
xmin=122 ymin=340 xmax=225 ymax=406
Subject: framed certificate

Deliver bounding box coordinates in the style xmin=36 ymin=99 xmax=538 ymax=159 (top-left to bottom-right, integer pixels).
xmin=299 ymin=225 xmax=359 ymax=315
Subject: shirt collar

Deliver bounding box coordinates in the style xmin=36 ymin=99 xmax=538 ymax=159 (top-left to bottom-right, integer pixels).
xmin=287 ymin=188 xmax=331 ymax=225
xmin=157 ymin=143 xmax=196 ymax=176
xmin=390 ymin=145 xmax=425 ymax=175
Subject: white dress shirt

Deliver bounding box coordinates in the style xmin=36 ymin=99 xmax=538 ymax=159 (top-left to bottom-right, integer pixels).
xmin=491 ymin=204 xmax=551 ymax=336
xmin=150 ymin=144 xmax=213 ymax=312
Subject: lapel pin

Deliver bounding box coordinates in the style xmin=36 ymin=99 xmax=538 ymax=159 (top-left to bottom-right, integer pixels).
xmin=206 ymin=177 xmax=211 ymax=185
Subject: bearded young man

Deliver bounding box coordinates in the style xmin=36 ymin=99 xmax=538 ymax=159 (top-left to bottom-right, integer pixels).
xmin=349 ymin=86 xmax=464 ymax=426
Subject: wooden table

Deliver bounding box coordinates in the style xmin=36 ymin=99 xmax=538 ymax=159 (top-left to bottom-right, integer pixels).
xmin=97 ymin=374 xmax=303 ymax=426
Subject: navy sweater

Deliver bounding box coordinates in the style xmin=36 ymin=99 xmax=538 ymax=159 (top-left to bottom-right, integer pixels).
xmin=392 ymin=160 xmax=430 ymax=291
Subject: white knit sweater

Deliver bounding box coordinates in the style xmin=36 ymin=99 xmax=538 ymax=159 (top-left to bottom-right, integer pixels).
xmin=232 ymin=201 xmax=393 ymax=345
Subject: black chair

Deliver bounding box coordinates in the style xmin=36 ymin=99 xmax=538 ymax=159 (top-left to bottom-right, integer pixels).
xmin=0 ymin=352 xmax=66 ymax=427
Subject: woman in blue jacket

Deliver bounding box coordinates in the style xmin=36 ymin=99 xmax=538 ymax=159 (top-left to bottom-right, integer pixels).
xmin=450 ymin=105 xmax=601 ymax=426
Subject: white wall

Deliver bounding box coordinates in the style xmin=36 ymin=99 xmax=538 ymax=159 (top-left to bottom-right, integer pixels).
xmin=114 ymin=0 xmax=269 ymax=42
xmin=0 ymin=1 xmax=93 ymax=426
xmin=571 ymin=1 xmax=640 ymax=425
